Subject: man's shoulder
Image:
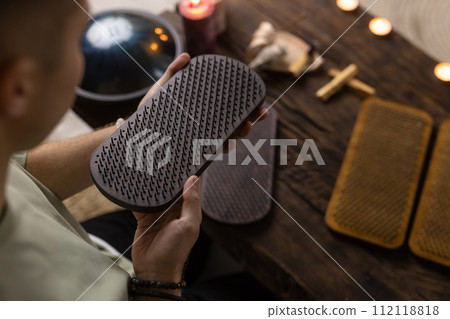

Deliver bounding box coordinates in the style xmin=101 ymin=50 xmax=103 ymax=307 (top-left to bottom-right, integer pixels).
xmin=0 ymin=159 xmax=130 ymax=300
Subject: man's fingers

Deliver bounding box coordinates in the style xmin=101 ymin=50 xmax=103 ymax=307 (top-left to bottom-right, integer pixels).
xmin=166 ymin=52 xmax=191 ymax=77
xmin=232 ymin=107 xmax=269 ymax=139
xmin=250 ymin=107 xmax=269 ymax=123
xmin=179 ymin=176 xmax=202 ymax=229
xmin=138 ymin=53 xmax=191 ymax=109
xmin=157 ymin=52 xmax=191 ymax=86
xmin=234 ymin=121 xmax=252 ymax=139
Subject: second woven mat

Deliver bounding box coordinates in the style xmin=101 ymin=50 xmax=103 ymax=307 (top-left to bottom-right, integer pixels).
xmin=409 ymin=119 xmax=450 ymax=267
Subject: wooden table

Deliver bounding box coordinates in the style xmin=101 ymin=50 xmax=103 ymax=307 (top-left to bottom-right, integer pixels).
xmin=168 ymin=0 xmax=450 ymax=300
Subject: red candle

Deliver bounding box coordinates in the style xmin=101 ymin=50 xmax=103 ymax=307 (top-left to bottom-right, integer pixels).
xmin=178 ymin=0 xmax=216 ymax=56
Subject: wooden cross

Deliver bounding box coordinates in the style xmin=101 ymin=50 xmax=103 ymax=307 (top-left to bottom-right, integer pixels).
xmin=316 ymin=64 xmax=376 ymax=101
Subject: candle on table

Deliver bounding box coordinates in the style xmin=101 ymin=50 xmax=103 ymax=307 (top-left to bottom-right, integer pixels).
xmin=434 ymin=63 xmax=450 ymax=82
xmin=178 ymin=0 xmax=216 ymax=56
xmin=369 ymin=17 xmax=392 ymax=36
xmin=336 ymin=0 xmax=359 ymax=12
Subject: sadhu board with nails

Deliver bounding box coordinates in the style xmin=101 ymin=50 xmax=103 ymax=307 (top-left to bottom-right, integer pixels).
xmin=409 ymin=119 xmax=450 ymax=267
xmin=202 ymin=106 xmax=277 ymax=225
xmin=325 ymin=98 xmax=433 ymax=249
xmin=90 ymin=55 xmax=266 ymax=213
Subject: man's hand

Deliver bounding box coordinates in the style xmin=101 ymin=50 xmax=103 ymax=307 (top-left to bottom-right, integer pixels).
xmin=130 ymin=53 xmax=268 ymax=296
xmin=131 ymin=176 xmax=201 ymax=290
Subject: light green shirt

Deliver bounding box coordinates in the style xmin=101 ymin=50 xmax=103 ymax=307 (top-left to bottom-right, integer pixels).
xmin=0 ymin=153 xmax=133 ymax=300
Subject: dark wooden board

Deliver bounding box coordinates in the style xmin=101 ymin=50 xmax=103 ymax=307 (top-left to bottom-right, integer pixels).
xmin=163 ymin=0 xmax=450 ymax=300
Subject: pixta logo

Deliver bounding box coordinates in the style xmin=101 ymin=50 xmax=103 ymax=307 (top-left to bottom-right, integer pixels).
xmin=125 ymin=129 xmax=171 ymax=176
xmin=193 ymin=138 xmax=325 ymax=166
xmin=126 ymin=131 xmax=325 ymax=176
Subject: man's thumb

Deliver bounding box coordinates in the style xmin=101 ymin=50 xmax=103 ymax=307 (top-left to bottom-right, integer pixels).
xmin=180 ymin=176 xmax=202 ymax=223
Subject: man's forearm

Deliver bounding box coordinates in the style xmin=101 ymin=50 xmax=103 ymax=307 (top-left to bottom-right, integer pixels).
xmin=27 ymin=125 xmax=115 ymax=200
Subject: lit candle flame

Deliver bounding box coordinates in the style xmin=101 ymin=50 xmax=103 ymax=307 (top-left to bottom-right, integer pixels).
xmin=154 ymin=28 xmax=163 ymax=35
xmin=435 ymin=63 xmax=450 ymax=82
xmin=160 ymin=34 xmax=169 ymax=42
xmin=369 ymin=17 xmax=392 ymax=36
xmin=179 ymin=0 xmax=213 ymax=20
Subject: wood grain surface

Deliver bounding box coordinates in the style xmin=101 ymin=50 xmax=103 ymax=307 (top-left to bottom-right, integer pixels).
xmin=164 ymin=0 xmax=450 ymax=300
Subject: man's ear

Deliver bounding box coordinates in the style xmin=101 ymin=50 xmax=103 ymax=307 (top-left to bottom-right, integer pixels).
xmin=0 ymin=58 xmax=35 ymax=119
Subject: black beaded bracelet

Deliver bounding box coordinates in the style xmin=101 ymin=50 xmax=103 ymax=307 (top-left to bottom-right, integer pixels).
xmin=130 ymin=277 xmax=186 ymax=290
xmin=132 ymin=289 xmax=185 ymax=301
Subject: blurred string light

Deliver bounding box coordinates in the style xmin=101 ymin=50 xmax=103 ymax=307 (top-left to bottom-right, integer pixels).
xmin=434 ymin=63 xmax=450 ymax=82
xmin=369 ymin=17 xmax=392 ymax=36
xmin=336 ymin=0 xmax=359 ymax=12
